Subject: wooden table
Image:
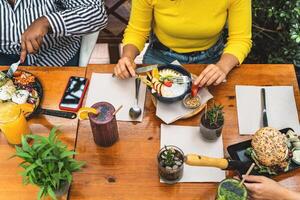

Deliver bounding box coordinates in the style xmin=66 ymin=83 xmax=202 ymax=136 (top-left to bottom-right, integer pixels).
xmin=0 ymin=64 xmax=299 ymax=200
xmin=69 ymin=64 xmax=300 ymax=200
xmin=0 ymin=66 xmax=86 ymax=199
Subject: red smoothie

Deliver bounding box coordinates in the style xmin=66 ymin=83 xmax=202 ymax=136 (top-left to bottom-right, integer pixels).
xmin=88 ymin=102 xmax=119 ymax=147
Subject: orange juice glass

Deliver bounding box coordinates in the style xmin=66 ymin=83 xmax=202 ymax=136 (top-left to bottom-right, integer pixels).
xmin=0 ymin=102 xmax=31 ymax=145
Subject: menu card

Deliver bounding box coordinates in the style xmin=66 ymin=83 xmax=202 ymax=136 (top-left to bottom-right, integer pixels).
xmin=236 ymin=85 xmax=300 ymax=135
xmin=156 ymin=88 xmax=213 ymax=124
xmin=160 ymin=124 xmax=226 ymax=182
xmin=85 ymin=73 xmax=147 ymax=122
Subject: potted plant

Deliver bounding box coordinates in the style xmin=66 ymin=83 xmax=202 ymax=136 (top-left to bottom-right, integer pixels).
xmin=157 ymin=145 xmax=184 ymax=184
xmin=12 ymin=127 xmax=85 ymax=200
xmin=200 ymin=103 xmax=224 ymax=140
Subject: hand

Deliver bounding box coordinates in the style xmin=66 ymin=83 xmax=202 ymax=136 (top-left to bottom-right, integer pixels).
xmin=194 ymin=64 xmax=227 ymax=87
xmin=20 ymin=16 xmax=50 ymax=63
xmin=114 ymin=56 xmax=136 ymax=79
xmin=244 ymin=175 xmax=297 ymax=200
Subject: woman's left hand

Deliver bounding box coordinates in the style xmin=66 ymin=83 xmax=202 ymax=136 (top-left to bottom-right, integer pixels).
xmin=194 ymin=64 xmax=228 ymax=87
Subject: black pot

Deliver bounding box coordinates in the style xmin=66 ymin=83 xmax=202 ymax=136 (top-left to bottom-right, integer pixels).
xmin=147 ymin=64 xmax=192 ymax=103
xmin=54 ymin=181 xmax=70 ymax=198
xmin=157 ymin=145 xmax=184 ymax=184
xmin=200 ymin=115 xmax=224 ymax=140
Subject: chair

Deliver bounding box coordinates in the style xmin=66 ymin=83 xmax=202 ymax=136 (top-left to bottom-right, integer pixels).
xmin=79 ymin=31 xmax=100 ymax=67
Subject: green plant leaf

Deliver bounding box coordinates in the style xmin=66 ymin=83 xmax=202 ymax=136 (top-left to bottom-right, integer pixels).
xmin=47 ymin=187 xmax=57 ymax=200
xmin=37 ymin=187 xmax=45 ymax=200
xmin=60 ymin=151 xmax=76 ymax=159
xmin=16 ymin=152 xmax=33 ymax=160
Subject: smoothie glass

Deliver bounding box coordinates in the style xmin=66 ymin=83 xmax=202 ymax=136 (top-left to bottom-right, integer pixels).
xmin=88 ymin=102 xmax=119 ymax=147
xmin=216 ymin=178 xmax=247 ymax=200
xmin=0 ymin=102 xmax=31 ymax=145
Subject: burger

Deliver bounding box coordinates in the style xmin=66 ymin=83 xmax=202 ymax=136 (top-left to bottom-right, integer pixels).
xmin=245 ymin=127 xmax=291 ymax=175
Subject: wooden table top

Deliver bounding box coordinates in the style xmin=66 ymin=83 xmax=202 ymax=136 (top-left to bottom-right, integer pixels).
xmin=0 ymin=64 xmax=299 ymax=200
xmin=69 ymin=64 xmax=300 ymax=200
xmin=0 ymin=66 xmax=86 ymax=200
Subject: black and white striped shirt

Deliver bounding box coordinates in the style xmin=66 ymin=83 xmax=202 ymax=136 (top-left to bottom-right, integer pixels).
xmin=0 ymin=0 xmax=107 ymax=66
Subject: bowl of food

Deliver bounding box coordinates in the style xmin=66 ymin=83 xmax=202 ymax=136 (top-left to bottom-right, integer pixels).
xmin=0 ymin=70 xmax=43 ymax=118
xmin=146 ymin=64 xmax=192 ymax=103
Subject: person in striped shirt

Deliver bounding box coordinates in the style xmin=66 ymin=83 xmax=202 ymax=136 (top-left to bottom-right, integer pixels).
xmin=0 ymin=0 xmax=107 ymax=66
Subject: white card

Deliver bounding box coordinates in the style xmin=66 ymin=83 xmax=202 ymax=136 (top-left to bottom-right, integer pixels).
xmin=236 ymin=85 xmax=300 ymax=134
xmin=85 ymin=73 xmax=146 ymax=122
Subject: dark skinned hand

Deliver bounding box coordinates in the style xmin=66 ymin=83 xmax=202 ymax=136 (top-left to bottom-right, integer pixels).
xmin=20 ymin=16 xmax=50 ymax=63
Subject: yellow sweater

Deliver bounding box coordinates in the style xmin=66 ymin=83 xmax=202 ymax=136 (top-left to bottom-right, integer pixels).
xmin=123 ymin=0 xmax=252 ymax=64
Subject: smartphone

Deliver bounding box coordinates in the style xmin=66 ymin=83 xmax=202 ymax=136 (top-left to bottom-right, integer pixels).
xmin=59 ymin=76 xmax=89 ymax=112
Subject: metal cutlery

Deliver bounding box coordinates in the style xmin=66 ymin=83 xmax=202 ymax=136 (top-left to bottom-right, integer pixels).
xmin=261 ymin=88 xmax=268 ymax=127
xmin=7 ymin=60 xmax=21 ymax=78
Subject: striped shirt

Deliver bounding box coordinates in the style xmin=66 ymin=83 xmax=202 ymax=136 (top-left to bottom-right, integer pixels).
xmin=0 ymin=0 xmax=107 ymax=66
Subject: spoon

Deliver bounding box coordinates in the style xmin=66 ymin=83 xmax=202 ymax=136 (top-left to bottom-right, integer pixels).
xmin=129 ymin=78 xmax=142 ymax=119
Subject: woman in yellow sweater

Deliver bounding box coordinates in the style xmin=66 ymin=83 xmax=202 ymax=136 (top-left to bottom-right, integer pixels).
xmin=114 ymin=0 xmax=252 ymax=87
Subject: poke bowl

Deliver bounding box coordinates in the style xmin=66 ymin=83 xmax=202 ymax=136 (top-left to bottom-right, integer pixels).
xmin=0 ymin=70 xmax=43 ymax=118
xmin=145 ymin=64 xmax=192 ymax=103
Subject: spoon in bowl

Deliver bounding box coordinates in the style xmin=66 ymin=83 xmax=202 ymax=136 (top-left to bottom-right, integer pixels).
xmin=129 ymin=78 xmax=142 ymax=119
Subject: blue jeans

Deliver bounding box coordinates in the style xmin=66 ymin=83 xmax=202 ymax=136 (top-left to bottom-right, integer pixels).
xmin=143 ymin=35 xmax=225 ymax=65
xmin=0 ymin=50 xmax=80 ymax=66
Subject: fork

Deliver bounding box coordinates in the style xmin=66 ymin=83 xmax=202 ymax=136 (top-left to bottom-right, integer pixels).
xmin=7 ymin=60 xmax=21 ymax=78
xmin=173 ymin=76 xmax=227 ymax=84
xmin=172 ymin=76 xmax=192 ymax=84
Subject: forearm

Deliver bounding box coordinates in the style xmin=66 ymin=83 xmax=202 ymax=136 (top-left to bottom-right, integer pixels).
xmin=45 ymin=1 xmax=107 ymax=37
xmin=121 ymin=44 xmax=140 ymax=61
xmin=216 ymin=53 xmax=239 ymax=74
xmin=283 ymin=189 xmax=300 ymax=200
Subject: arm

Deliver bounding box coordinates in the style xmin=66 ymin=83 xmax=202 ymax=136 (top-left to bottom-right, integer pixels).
xmin=244 ymin=175 xmax=300 ymax=200
xmin=195 ymin=0 xmax=252 ymax=87
xmin=114 ymin=0 xmax=153 ymax=79
xmin=45 ymin=0 xmax=108 ymax=37
xmin=20 ymin=0 xmax=107 ymax=62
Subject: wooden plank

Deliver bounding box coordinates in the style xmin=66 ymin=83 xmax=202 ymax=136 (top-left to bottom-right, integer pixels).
xmin=0 ymin=66 xmax=86 ymax=200
xmin=70 ymin=64 xmax=300 ymax=200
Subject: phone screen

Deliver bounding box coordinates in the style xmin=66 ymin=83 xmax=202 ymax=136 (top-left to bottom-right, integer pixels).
xmin=60 ymin=77 xmax=88 ymax=109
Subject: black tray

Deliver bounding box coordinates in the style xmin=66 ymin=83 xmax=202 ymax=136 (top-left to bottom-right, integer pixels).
xmin=227 ymin=128 xmax=299 ymax=177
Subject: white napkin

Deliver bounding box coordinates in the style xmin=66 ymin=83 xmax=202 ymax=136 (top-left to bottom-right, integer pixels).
xmin=85 ymin=73 xmax=146 ymax=122
xmin=160 ymin=124 xmax=226 ymax=182
xmin=156 ymin=88 xmax=213 ymax=124
xmin=236 ymin=85 xmax=300 ymax=134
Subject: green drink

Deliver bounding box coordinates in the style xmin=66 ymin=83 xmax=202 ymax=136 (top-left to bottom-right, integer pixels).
xmin=216 ymin=179 xmax=247 ymax=200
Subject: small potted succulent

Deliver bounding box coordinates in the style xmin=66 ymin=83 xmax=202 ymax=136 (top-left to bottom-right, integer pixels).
xmin=157 ymin=145 xmax=184 ymax=183
xmin=12 ymin=128 xmax=85 ymax=200
xmin=200 ymin=103 xmax=224 ymax=140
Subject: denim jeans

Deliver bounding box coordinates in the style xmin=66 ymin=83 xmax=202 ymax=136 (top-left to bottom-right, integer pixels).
xmin=143 ymin=35 xmax=225 ymax=65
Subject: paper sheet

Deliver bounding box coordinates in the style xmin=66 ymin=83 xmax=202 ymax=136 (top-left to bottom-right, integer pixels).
xmin=236 ymin=85 xmax=300 ymax=135
xmin=156 ymin=88 xmax=213 ymax=124
xmin=85 ymin=73 xmax=146 ymax=122
xmin=160 ymin=124 xmax=226 ymax=182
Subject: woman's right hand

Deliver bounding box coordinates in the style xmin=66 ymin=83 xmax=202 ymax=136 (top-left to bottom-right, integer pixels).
xmin=114 ymin=56 xmax=136 ymax=79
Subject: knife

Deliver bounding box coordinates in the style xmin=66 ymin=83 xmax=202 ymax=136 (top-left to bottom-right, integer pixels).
xmin=135 ymin=64 xmax=159 ymax=74
xmin=36 ymin=108 xmax=77 ymax=119
xmin=261 ymin=88 xmax=268 ymax=127
xmin=185 ymin=154 xmax=252 ymax=171
xmin=112 ymin=64 xmax=159 ymax=77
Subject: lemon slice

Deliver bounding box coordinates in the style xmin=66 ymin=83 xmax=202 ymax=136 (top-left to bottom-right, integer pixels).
xmin=78 ymin=107 xmax=99 ymax=120
xmin=152 ymin=68 xmax=160 ymax=80
xmin=19 ymin=103 xmax=35 ymax=114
